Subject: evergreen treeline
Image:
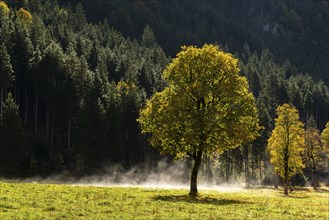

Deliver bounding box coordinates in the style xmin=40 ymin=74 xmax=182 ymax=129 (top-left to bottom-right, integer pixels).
xmin=0 ymin=0 xmax=328 ymax=187
xmin=74 ymin=0 xmax=329 ymax=83
xmin=0 ymin=0 xmax=168 ymax=177
xmin=216 ymin=46 xmax=329 ymax=185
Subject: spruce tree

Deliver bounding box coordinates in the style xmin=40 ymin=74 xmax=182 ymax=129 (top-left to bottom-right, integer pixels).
xmin=0 ymin=93 xmax=26 ymax=176
xmin=0 ymin=43 xmax=14 ymax=117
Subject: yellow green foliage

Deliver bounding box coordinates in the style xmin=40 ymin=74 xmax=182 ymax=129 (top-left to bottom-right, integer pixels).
xmin=59 ymin=8 xmax=68 ymax=18
xmin=304 ymin=127 xmax=325 ymax=172
xmin=321 ymin=121 xmax=329 ymax=157
xmin=138 ymin=44 xmax=260 ymax=158
xmin=16 ymin=7 xmax=32 ymax=23
xmin=117 ymin=80 xmax=138 ymax=96
xmin=268 ymin=103 xmax=305 ymax=184
xmin=0 ymin=1 xmax=10 ymax=15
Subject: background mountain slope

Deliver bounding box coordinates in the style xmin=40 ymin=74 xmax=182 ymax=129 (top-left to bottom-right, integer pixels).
xmin=75 ymin=0 xmax=329 ymax=82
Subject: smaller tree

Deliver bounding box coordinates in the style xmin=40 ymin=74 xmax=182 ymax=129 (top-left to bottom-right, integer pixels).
xmin=268 ymin=103 xmax=305 ymax=195
xmin=321 ymin=122 xmax=329 ymax=155
xmin=0 ymin=43 xmax=14 ymax=117
xmin=0 ymin=1 xmax=10 ymax=15
xmin=16 ymin=8 xmax=32 ymax=23
xmin=303 ymin=117 xmax=324 ymax=189
xmin=141 ymin=25 xmax=156 ymax=47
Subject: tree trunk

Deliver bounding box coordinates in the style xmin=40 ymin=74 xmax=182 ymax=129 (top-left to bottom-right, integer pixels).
xmin=0 ymin=87 xmax=3 ymax=119
xmin=251 ymin=149 xmax=254 ymax=184
xmin=274 ymin=174 xmax=279 ymax=189
xmin=35 ymin=85 xmax=38 ymax=136
xmin=312 ymin=171 xmax=317 ymax=190
xmin=14 ymin=81 xmax=17 ymax=99
xmin=259 ymin=158 xmax=262 ymax=185
xmin=226 ymin=150 xmax=230 ymax=182
xmin=206 ymin=155 xmax=213 ymax=181
xmin=203 ymin=155 xmax=212 ymax=181
xmin=264 ymin=154 xmax=267 ymax=185
xmin=284 ymin=143 xmax=289 ymax=195
xmin=284 ymin=179 xmax=289 ymax=195
xmin=283 ymin=165 xmax=289 ymax=195
xmin=0 ymin=87 xmax=7 ymax=118
xmin=24 ymin=83 xmax=28 ymax=125
xmin=232 ymin=157 xmax=236 ymax=182
xmin=51 ymin=122 xmax=54 ymax=154
xmin=245 ymin=145 xmax=250 ymax=188
xmin=190 ymin=150 xmax=202 ymax=197
xmin=68 ymin=113 xmax=71 ymax=149
xmin=47 ymin=108 xmax=49 ymax=138
xmin=289 ymin=181 xmax=294 ymax=192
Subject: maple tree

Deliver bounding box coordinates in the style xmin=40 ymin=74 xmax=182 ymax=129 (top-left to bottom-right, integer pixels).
xmin=303 ymin=118 xmax=325 ymax=189
xmin=321 ymin=122 xmax=329 ymax=155
xmin=138 ymin=44 xmax=260 ymax=196
xmin=0 ymin=1 xmax=9 ymax=15
xmin=268 ymin=103 xmax=305 ymax=195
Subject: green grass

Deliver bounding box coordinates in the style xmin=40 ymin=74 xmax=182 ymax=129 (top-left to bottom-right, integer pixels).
xmin=0 ymin=181 xmax=328 ymax=219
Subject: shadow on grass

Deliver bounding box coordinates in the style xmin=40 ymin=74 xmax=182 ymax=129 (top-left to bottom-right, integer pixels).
xmin=281 ymin=194 xmax=310 ymax=199
xmin=279 ymin=187 xmax=329 ymax=198
xmin=292 ymin=187 xmax=313 ymax=192
xmin=315 ymin=188 xmax=329 ymax=193
xmin=152 ymin=195 xmax=250 ymax=205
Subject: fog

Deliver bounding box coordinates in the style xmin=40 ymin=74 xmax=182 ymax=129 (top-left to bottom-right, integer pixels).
xmin=22 ymin=159 xmax=243 ymax=192
xmin=78 ymin=160 xmax=189 ymax=189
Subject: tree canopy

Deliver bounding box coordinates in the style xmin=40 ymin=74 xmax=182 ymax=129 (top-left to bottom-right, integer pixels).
xmin=138 ymin=44 xmax=260 ymax=195
xmin=321 ymin=122 xmax=329 ymax=157
xmin=267 ymin=103 xmax=305 ymax=195
xmin=0 ymin=1 xmax=10 ymax=15
xmin=304 ymin=119 xmax=324 ymax=189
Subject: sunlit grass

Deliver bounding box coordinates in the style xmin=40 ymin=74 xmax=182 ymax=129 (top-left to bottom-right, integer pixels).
xmin=0 ymin=181 xmax=328 ymax=219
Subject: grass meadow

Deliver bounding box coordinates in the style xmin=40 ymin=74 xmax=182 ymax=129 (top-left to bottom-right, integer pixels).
xmin=0 ymin=180 xmax=328 ymax=219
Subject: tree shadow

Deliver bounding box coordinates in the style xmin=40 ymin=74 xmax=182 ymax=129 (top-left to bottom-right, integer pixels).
xmin=315 ymin=188 xmax=329 ymax=193
xmin=152 ymin=195 xmax=250 ymax=206
xmin=292 ymin=187 xmax=312 ymax=192
xmin=282 ymin=187 xmax=329 ymax=197
xmin=283 ymin=194 xmax=310 ymax=199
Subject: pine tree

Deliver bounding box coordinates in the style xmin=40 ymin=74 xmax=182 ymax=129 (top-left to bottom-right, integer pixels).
xmin=141 ymin=24 xmax=156 ymax=47
xmin=0 ymin=93 xmax=26 ymax=176
xmin=0 ymin=43 xmax=14 ymax=117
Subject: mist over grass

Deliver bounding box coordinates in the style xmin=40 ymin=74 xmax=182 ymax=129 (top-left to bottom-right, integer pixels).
xmin=6 ymin=157 xmax=328 ymax=192
xmin=78 ymin=160 xmax=190 ymax=189
xmin=13 ymin=159 xmax=243 ymax=191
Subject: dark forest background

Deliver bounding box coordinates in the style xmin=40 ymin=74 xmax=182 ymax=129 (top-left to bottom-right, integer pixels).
xmin=0 ymin=0 xmax=328 ymax=185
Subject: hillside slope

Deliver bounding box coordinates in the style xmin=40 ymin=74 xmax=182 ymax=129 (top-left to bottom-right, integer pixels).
xmin=75 ymin=0 xmax=329 ymax=82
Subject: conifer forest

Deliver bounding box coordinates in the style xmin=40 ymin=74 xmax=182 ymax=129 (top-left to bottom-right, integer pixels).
xmin=0 ymin=0 xmax=328 ymax=190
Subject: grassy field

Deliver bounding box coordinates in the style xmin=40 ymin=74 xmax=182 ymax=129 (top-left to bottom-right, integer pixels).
xmin=0 ymin=181 xmax=328 ymax=219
